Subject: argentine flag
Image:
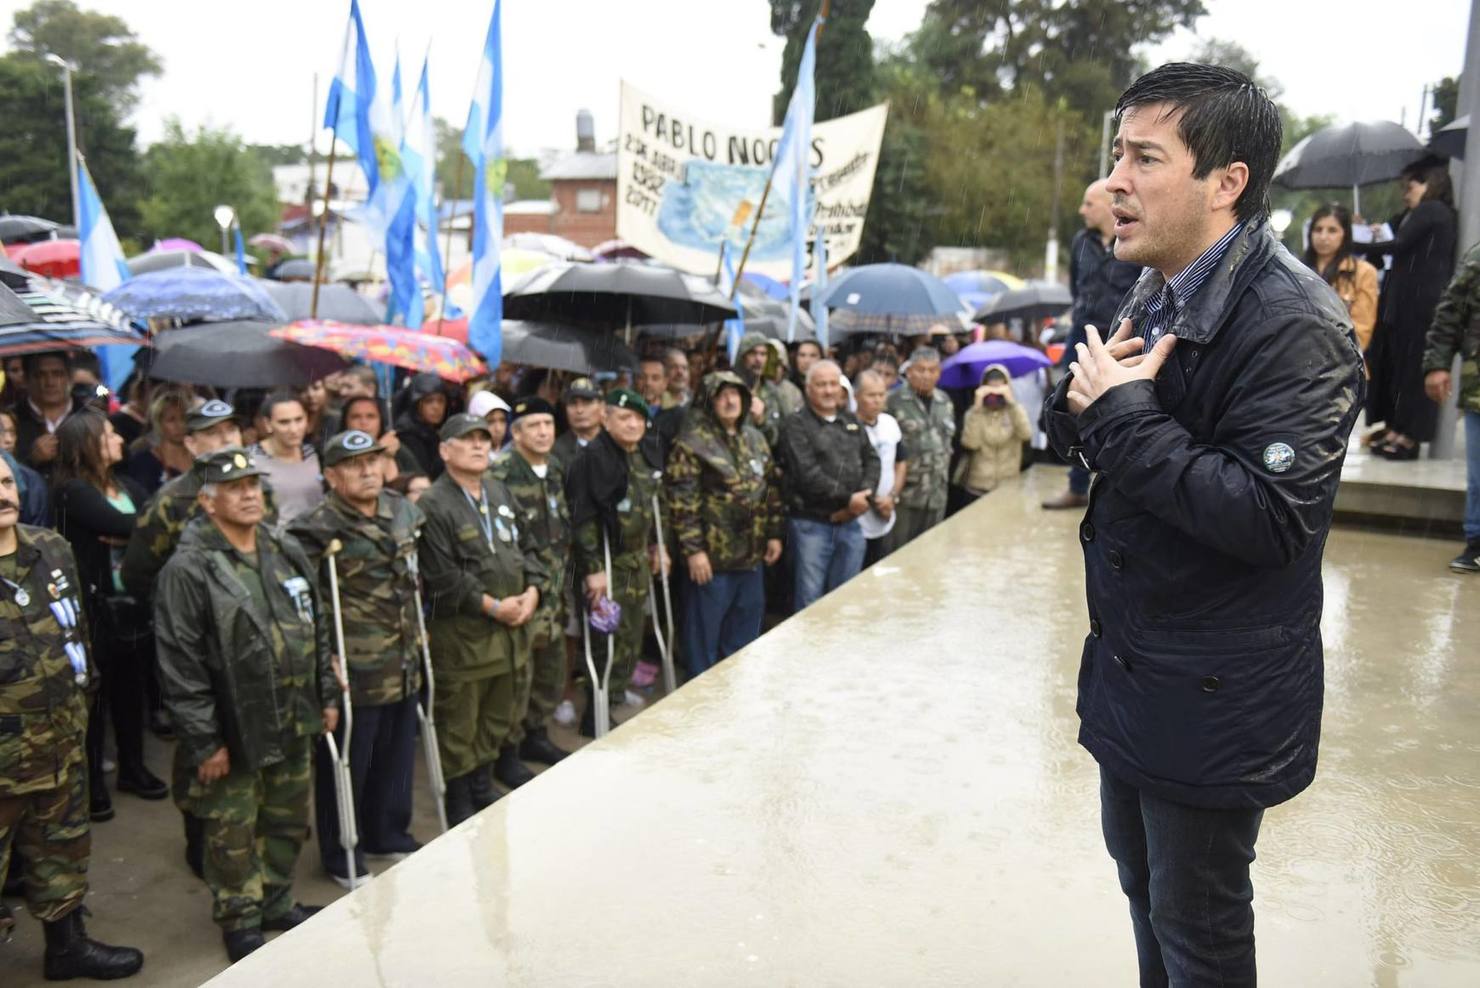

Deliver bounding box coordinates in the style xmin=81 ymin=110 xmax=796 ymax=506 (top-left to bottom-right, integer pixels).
xmin=384 ymin=53 xmax=421 ymax=327
xmin=772 ymin=16 xmax=821 ymax=343
xmin=76 ymin=154 xmax=134 ymax=391
xmin=718 ymin=242 xmax=746 ymax=367
xmin=324 ymin=0 xmax=378 ymax=190
xmin=462 ymin=0 xmax=504 ymax=364
xmin=401 ymin=55 xmax=444 ymax=318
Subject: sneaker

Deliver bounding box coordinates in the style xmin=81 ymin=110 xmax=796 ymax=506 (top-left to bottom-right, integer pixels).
xmin=631 ymin=660 xmax=659 ymax=687
xmin=618 ymin=690 xmax=646 ymax=710
xmin=1450 ymin=542 xmax=1480 ymax=574
xmin=553 ymin=699 xmax=577 ymax=727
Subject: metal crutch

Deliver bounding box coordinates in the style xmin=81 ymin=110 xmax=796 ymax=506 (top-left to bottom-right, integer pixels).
xmin=648 ymin=493 xmax=678 ymax=695
xmin=580 ymin=530 xmax=616 ymax=739
xmin=405 ymin=544 xmax=448 ymax=833
xmin=321 ymin=539 xmax=360 ymax=890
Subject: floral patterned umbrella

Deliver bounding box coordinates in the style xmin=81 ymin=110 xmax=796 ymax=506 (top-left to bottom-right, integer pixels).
xmin=271 ymin=319 xmax=489 ymax=382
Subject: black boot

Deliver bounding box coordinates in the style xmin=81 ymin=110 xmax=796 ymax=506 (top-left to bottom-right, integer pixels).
xmin=467 ymin=764 xmax=503 ymax=810
xmin=444 ymin=774 xmax=476 ymax=826
xmin=261 ymin=903 xmax=322 ymax=932
xmin=221 ymin=928 xmax=265 ymax=963
xmin=518 ymin=726 xmax=571 ymax=765
xmin=42 ymin=909 xmax=144 ymax=980
xmin=115 ymin=763 xmax=168 ymax=800
xmin=493 ymin=745 xmax=535 ymax=789
xmin=579 ymin=700 xmax=596 ymax=739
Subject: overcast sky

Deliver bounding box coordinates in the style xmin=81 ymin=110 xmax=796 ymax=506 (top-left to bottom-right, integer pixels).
xmin=0 ymin=0 xmax=1470 ymax=155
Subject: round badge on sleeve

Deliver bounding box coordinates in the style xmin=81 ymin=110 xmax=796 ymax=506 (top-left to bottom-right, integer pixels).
xmin=1262 ymin=442 xmax=1295 ymax=474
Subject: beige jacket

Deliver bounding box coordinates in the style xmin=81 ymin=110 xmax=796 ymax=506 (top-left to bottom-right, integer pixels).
xmin=957 ymin=401 xmax=1032 ymax=494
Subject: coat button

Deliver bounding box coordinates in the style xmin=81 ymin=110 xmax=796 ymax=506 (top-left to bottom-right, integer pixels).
xmin=1113 ymin=654 xmax=1130 ymax=672
xmin=1201 ymin=676 xmax=1220 ymax=693
xmin=1108 ymin=550 xmax=1124 ymax=570
xmin=1080 ymin=522 xmax=1095 ymax=542
xmin=1090 ymin=619 xmax=1102 ymax=638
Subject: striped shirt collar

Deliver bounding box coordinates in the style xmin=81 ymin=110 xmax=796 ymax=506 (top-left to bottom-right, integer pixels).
xmin=1140 ymin=222 xmax=1244 ymax=343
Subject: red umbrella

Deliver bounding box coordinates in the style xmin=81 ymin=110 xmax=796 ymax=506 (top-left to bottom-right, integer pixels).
xmin=10 ymin=239 xmax=81 ymax=279
xmin=271 ymin=320 xmax=488 ymax=382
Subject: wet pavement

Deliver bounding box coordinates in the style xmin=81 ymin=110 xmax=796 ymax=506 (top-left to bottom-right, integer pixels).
xmin=8 ymin=466 xmax=1479 ymax=986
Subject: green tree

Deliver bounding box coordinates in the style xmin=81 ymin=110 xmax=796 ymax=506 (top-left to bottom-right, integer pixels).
xmin=138 ymin=121 xmax=279 ymax=247
xmin=1430 ymin=76 xmax=1459 ymax=132
xmin=0 ymin=53 xmax=144 ymax=238
xmin=7 ymin=0 xmax=161 ymax=112
xmin=770 ymin=0 xmax=877 ymax=124
xmin=249 ymin=143 xmax=309 ymax=167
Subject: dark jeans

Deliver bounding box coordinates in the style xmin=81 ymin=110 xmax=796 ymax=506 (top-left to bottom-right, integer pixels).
xmin=681 ymin=565 xmax=765 ymax=678
xmin=1068 ymin=463 xmax=1090 ymax=496
xmin=1099 ymin=766 xmax=1264 ymax=987
xmin=315 ymin=694 xmax=419 ymax=875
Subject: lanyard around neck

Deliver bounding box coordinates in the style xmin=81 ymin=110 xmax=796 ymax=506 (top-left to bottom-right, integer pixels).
xmin=463 ymin=484 xmax=494 ymax=549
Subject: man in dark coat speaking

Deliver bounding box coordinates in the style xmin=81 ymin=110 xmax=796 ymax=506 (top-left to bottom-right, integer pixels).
xmin=1043 ymin=63 xmax=1365 ymax=985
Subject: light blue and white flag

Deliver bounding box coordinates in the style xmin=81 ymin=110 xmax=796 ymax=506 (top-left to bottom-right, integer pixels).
xmin=462 ymin=0 xmax=504 ymax=363
xmin=402 ymin=54 xmax=445 ymax=310
xmin=234 ymin=225 xmax=248 ymax=275
xmin=771 ymin=16 xmax=821 ymax=343
xmin=324 ymin=0 xmax=378 ymax=185
xmin=76 ymin=154 xmax=134 ymax=391
xmin=811 ymin=229 xmax=828 ymax=352
xmin=384 ymin=50 xmax=421 ymax=326
xmin=718 ymin=241 xmax=746 ymax=367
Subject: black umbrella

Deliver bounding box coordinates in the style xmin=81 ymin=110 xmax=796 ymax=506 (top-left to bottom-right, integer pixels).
xmin=973 ymin=282 xmax=1072 ymax=324
xmin=501 ymin=320 xmax=639 ymax=374
xmin=259 ymin=280 xmax=381 ymax=323
xmin=1431 ymin=114 xmax=1467 ymax=159
xmin=1272 ymin=121 xmax=1426 ymax=213
xmin=0 ymin=215 xmax=63 ymax=246
xmin=148 ymin=320 xmax=347 ymax=387
xmin=0 ymin=281 xmax=147 ymax=358
xmin=502 ymin=261 xmax=736 ymax=326
xmin=641 ymin=284 xmax=816 ymax=340
xmin=818 ymin=262 xmax=964 ymax=317
xmin=271 ymin=258 xmax=321 ymax=281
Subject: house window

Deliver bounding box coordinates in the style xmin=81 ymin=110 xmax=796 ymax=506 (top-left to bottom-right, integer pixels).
xmin=576 ymin=188 xmax=603 ymax=213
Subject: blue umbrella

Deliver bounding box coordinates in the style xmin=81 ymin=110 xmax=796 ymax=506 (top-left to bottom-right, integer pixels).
xmin=103 ymin=266 xmax=288 ymax=323
xmin=740 ymin=271 xmax=789 ymax=300
xmin=819 ymin=263 xmax=962 ymax=317
xmin=938 ymin=339 xmax=1052 ymax=389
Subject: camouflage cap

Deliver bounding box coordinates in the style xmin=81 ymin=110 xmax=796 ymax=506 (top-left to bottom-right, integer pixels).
xmin=186 ymin=399 xmax=235 ymax=433
xmin=564 ymin=376 xmax=601 ymax=401
xmin=605 ymin=387 xmax=649 ymax=417
xmin=323 ymin=429 xmax=385 ymax=466
xmin=439 ymin=412 xmax=493 ymax=442
xmin=509 ymin=396 xmax=556 ymax=425
xmin=196 ymin=446 xmax=263 ymax=485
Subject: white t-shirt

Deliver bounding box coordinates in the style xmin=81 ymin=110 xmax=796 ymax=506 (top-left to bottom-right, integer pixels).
xmin=858 ymin=413 xmax=902 ymax=540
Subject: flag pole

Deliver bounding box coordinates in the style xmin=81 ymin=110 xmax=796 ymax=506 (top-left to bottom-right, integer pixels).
xmin=434 ymin=152 xmax=465 ymax=336
xmin=310 ymin=140 xmax=338 ymax=319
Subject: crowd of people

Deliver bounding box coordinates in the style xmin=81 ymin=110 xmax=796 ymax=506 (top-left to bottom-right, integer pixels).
xmin=0 ymin=310 xmax=1041 ymax=976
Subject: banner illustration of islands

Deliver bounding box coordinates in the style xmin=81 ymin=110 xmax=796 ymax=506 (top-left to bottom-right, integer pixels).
xmin=616 ymin=81 xmax=888 ymax=281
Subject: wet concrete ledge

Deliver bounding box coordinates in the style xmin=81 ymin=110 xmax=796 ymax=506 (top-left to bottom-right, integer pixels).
xmin=1335 ymin=424 xmax=1468 ymax=533
xmin=203 ymin=467 xmax=1480 ymax=987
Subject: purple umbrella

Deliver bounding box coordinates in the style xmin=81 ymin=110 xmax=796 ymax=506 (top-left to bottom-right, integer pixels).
xmin=938 ymin=339 xmax=1051 ymax=388
xmin=153 ymin=238 xmax=204 ymax=253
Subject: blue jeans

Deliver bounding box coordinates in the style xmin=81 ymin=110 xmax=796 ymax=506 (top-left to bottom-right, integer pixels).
xmin=1068 ymin=463 xmax=1090 ymax=496
xmin=682 ymin=565 xmax=765 ymax=678
xmin=788 ymin=517 xmax=865 ymax=612
xmin=1099 ymin=767 xmax=1264 ymax=988
xmin=1465 ymin=410 xmax=1480 ymax=542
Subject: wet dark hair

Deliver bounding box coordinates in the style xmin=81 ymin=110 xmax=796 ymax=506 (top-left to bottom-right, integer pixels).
xmin=1414 ymin=165 xmax=1454 ymax=207
xmin=1115 ymin=62 xmax=1282 ymax=223
xmin=260 ymin=390 xmax=305 ymax=420
xmin=1302 ymin=203 xmax=1355 ymax=287
xmin=340 ymin=395 xmax=385 ymax=438
xmin=53 ymin=410 xmax=114 ymax=492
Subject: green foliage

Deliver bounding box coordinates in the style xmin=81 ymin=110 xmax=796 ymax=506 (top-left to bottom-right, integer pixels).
xmin=0 ymin=53 xmax=144 ymax=238
xmin=432 ymin=117 xmax=548 ymax=202
xmin=770 ymin=0 xmax=877 ymax=124
xmin=1430 ymin=76 xmax=1459 ymax=132
xmin=7 ymin=0 xmax=161 ymax=112
xmin=249 ymin=144 xmax=309 ymax=167
xmin=138 ymin=121 xmax=279 ymax=247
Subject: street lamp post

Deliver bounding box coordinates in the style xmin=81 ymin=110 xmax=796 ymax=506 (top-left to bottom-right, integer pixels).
xmin=44 ymin=53 xmax=80 ymax=230
xmin=213 ymin=204 xmax=236 ymax=258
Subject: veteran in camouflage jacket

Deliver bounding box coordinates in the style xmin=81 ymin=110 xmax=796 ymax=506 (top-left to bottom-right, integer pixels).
xmin=884 ymin=347 xmax=957 ymax=551
xmin=1425 ymin=241 xmax=1480 ymax=415
xmin=665 ymin=372 xmax=783 ymax=675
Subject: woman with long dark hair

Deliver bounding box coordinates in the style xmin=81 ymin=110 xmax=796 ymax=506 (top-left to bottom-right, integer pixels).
xmin=1303 ymin=203 xmax=1378 ymax=353
xmin=52 ymin=411 xmax=168 ymax=821
xmin=1355 ymin=163 xmax=1458 ymax=459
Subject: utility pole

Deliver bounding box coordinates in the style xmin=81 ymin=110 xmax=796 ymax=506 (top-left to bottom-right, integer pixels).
xmin=1434 ymin=0 xmax=1480 ymax=459
xmin=45 ymin=54 xmax=80 ymax=229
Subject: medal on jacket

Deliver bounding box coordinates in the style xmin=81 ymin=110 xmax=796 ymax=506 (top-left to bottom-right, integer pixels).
xmin=1 ymin=575 xmax=28 ymax=607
